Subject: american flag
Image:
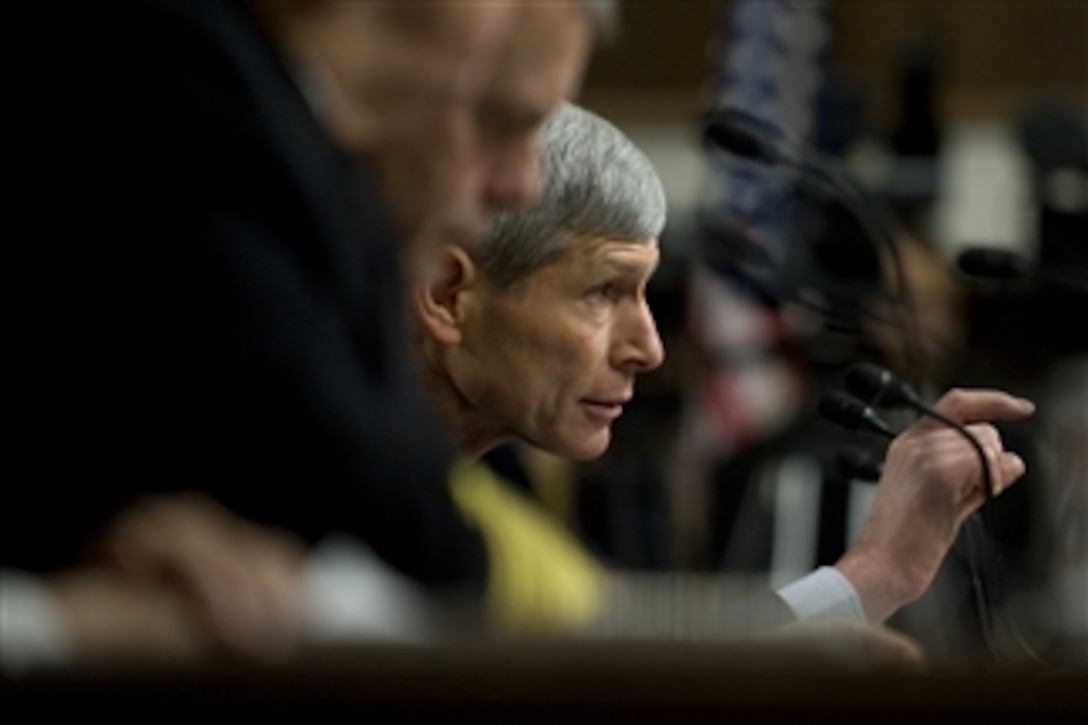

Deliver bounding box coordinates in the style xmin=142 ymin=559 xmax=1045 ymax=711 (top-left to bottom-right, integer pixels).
xmin=686 ymin=0 xmax=833 ymax=456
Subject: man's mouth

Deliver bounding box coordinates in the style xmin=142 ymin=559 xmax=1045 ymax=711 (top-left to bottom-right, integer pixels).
xmin=580 ymin=398 xmax=627 ymax=420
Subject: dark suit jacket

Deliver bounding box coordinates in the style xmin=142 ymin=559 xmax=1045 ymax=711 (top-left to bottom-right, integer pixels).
xmin=9 ymin=0 xmax=487 ymax=594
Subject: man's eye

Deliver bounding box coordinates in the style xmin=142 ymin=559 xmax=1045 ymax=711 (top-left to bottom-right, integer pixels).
xmin=588 ymin=283 xmax=618 ymax=301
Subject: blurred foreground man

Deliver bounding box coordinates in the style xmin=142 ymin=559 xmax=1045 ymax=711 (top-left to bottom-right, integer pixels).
xmin=5 ymin=0 xmax=605 ymax=667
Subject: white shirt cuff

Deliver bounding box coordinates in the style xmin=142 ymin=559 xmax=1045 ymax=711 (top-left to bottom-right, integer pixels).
xmin=775 ymin=566 xmax=867 ymax=622
xmin=1 ymin=570 xmax=72 ymax=675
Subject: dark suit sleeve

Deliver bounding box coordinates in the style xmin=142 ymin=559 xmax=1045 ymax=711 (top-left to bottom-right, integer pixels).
xmin=8 ymin=0 xmax=488 ymax=594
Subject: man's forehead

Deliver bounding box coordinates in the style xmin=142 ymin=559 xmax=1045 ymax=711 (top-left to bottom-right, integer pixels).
xmin=586 ymin=236 xmax=660 ymax=262
xmin=485 ymin=3 xmax=593 ymax=108
xmin=387 ymin=3 xmax=518 ymax=89
xmin=555 ymin=235 xmax=661 ymax=274
xmin=386 ymin=2 xmax=516 ymax=38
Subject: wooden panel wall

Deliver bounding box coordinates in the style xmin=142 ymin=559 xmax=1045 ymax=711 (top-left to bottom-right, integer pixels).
xmin=579 ymin=0 xmax=1088 ymax=125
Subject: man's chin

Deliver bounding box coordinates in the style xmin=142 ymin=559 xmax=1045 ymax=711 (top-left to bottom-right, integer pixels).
xmin=560 ymin=431 xmax=612 ymax=462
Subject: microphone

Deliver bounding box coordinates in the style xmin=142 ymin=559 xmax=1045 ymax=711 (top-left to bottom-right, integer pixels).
xmin=844 ymin=360 xmax=924 ymax=409
xmin=702 ymin=108 xmax=867 ymax=208
xmin=957 ymin=247 xmax=1033 ymax=283
xmin=702 ymin=108 xmax=797 ymax=166
xmin=843 ymin=361 xmax=995 ymax=502
xmin=818 ymin=389 xmax=897 ymax=440
xmin=702 ymin=108 xmax=884 ymax=213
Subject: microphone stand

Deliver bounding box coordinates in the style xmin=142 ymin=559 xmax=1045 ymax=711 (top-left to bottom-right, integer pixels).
xmin=779 ymin=151 xmax=924 ymax=394
xmin=702 ymin=108 xmax=926 ymax=391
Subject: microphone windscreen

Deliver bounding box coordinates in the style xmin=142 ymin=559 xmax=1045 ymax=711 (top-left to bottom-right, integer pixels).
xmin=702 ymin=108 xmax=789 ymax=165
xmin=956 ymin=247 xmax=1033 ymax=282
xmin=845 ymin=361 xmax=917 ymax=408
xmin=818 ymin=389 xmax=875 ymax=432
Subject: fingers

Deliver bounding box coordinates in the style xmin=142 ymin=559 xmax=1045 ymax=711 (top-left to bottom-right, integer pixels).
xmin=930 ymin=387 xmax=1035 ymax=425
xmin=964 ymin=421 xmax=1001 ymax=450
xmin=952 ymin=447 xmax=1026 ymax=529
xmin=96 ymin=491 xmax=224 ymax=574
xmin=160 ymin=503 xmax=304 ymax=658
xmin=1000 ymin=448 xmax=1027 ymax=481
xmin=93 ymin=492 xmax=306 ymax=659
xmin=966 ymin=422 xmax=1004 ymax=497
xmin=962 ymin=422 xmax=1029 ymax=498
xmin=182 ymin=526 xmax=305 ymax=658
xmin=888 ymin=419 xmax=1028 ymax=534
xmin=900 ymin=417 xmax=1028 ymax=499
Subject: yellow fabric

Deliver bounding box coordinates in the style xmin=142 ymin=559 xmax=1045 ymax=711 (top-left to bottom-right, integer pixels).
xmin=449 ymin=458 xmax=604 ymax=634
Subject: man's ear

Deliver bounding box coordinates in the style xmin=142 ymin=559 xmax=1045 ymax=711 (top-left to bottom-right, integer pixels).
xmin=412 ymin=244 xmax=478 ymax=346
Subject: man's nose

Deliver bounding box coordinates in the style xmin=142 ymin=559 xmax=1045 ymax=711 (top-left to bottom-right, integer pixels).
xmin=615 ymin=304 xmax=665 ymax=374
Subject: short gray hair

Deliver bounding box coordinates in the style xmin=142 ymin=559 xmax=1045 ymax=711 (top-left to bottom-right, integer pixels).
xmin=477 ymin=102 xmax=667 ymax=288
